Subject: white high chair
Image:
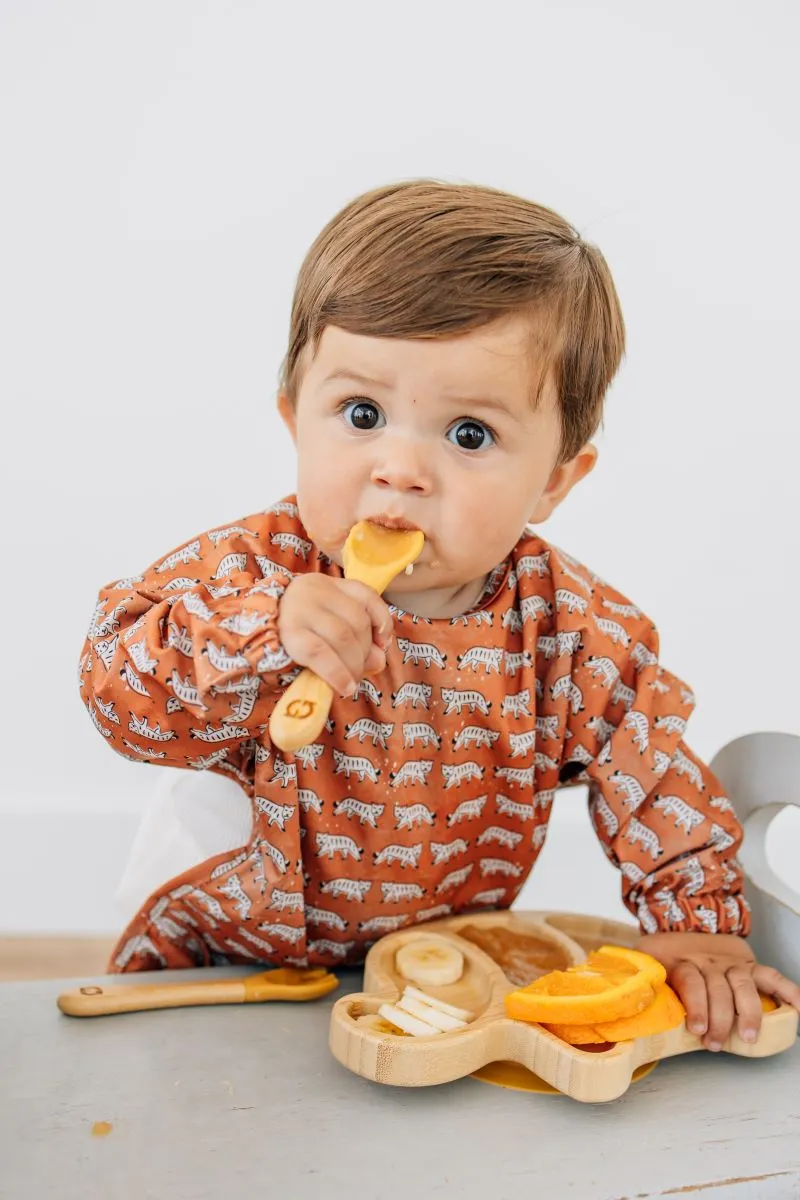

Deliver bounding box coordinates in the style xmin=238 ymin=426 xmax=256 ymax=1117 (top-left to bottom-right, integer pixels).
xmin=710 ymin=731 xmax=800 ymax=982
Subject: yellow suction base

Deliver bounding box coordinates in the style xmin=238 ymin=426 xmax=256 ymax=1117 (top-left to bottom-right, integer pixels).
xmin=470 ymin=1058 xmax=659 ymax=1094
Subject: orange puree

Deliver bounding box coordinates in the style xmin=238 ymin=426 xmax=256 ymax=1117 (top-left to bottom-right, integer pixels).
xmin=458 ymin=924 xmax=571 ymax=986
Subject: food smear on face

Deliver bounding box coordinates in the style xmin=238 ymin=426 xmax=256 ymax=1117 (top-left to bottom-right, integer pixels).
xmin=457 ymin=924 xmax=572 ymax=986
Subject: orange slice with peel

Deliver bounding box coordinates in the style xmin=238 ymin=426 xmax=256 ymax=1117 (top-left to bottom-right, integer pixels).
xmin=544 ymin=982 xmax=686 ymax=1044
xmin=544 ymin=986 xmax=778 ymax=1047
xmin=505 ymin=944 xmax=667 ymax=1025
xmin=546 ymin=990 xmax=777 ymax=1046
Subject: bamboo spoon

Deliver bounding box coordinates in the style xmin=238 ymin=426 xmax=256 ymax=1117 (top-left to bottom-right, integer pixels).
xmin=57 ymin=966 xmax=339 ymax=1017
xmin=269 ymin=522 xmax=425 ymax=753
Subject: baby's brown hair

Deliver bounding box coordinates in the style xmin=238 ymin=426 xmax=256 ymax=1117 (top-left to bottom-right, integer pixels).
xmin=279 ymin=179 xmax=625 ymax=466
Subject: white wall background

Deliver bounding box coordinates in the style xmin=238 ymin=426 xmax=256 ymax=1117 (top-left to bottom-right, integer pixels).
xmin=0 ymin=0 xmax=798 ymax=933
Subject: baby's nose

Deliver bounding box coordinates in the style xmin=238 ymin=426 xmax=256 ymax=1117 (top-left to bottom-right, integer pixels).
xmin=370 ymin=441 xmax=433 ymax=494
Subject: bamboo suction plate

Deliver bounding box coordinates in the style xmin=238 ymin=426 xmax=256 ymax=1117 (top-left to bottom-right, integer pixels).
xmin=329 ymin=911 xmax=798 ymax=1103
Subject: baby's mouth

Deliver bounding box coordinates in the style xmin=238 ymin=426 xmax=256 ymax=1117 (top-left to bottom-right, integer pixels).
xmin=366 ymin=514 xmax=423 ymax=534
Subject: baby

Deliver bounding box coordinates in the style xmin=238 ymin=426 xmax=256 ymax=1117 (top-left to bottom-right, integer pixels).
xmin=79 ymin=178 xmax=799 ymax=1051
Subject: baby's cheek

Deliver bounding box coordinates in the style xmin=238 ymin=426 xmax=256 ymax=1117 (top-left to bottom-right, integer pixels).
xmin=294 ymin=494 xmax=350 ymax=564
xmin=452 ymin=496 xmax=517 ymax=560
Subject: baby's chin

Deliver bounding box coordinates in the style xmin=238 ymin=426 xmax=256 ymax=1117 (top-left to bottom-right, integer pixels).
xmin=383 ymin=565 xmax=491 ymax=617
xmin=382 ymin=560 xmax=434 ymax=592
xmin=310 ymin=528 xmax=497 ymax=616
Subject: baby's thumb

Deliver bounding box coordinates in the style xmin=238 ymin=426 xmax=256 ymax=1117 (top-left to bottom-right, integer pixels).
xmin=359 ymin=586 xmax=394 ymax=651
xmin=365 ymin=644 xmax=387 ymax=675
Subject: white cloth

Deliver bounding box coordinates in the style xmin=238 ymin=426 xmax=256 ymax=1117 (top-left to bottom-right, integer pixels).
xmin=115 ymin=769 xmax=253 ymax=921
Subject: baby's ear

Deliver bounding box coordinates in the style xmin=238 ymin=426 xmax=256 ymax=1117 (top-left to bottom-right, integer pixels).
xmin=277 ymin=392 xmax=298 ymax=441
xmin=529 ymin=443 xmax=598 ymax=523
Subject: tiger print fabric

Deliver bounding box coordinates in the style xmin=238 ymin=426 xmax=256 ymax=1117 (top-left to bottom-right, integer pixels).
xmin=78 ymin=496 xmax=750 ymax=972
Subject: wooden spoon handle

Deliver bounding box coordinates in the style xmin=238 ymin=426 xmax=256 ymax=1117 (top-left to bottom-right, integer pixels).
xmin=58 ymin=977 xmax=248 ymax=1017
xmin=269 ymin=668 xmax=335 ymax=753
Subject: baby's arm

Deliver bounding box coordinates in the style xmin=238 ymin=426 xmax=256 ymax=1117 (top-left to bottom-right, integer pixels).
xmin=78 ymin=516 xmax=297 ymax=773
xmin=543 ymin=571 xmax=746 ymax=935
xmin=587 ymin=731 xmax=749 ymax=939
xmin=540 ymin=553 xmax=800 ymax=1044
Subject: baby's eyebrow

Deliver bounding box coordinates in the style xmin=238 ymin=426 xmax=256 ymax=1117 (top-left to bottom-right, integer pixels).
xmin=321 ymin=369 xmax=390 ymax=389
xmin=321 ymin=369 xmax=518 ymax=418
xmin=445 ymin=394 xmax=517 ymax=418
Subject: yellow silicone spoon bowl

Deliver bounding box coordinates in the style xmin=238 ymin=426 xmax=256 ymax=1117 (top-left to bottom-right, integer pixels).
xmin=269 ymin=522 xmax=424 ymax=753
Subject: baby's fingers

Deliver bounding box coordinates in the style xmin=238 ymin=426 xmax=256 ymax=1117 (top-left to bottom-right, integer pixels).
xmin=339 ymin=580 xmax=394 ymax=650
xmin=727 ymin=965 xmax=762 ymax=1043
xmin=702 ymin=968 xmax=736 ymax=1050
xmin=670 ymin=962 xmax=735 ymax=1049
xmin=669 ymin=960 xmax=708 ymax=1038
xmin=752 ymin=964 xmax=800 ymax=1013
xmin=289 ymin=632 xmax=361 ymax=697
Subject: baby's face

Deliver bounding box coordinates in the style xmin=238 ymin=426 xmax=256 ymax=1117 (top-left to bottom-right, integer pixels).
xmin=279 ymin=314 xmax=586 ymax=617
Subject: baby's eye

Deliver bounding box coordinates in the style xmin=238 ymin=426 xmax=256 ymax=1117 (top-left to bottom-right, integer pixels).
xmin=447 ymin=420 xmax=495 ymax=451
xmin=342 ymin=400 xmax=384 ymax=431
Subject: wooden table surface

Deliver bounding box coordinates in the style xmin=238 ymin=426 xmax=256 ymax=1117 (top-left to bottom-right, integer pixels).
xmin=2 ymin=967 xmax=798 ymax=1200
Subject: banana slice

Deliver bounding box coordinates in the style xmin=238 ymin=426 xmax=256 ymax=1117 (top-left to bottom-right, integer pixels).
xmin=401 ymin=985 xmax=474 ymax=1022
xmin=355 ymin=1013 xmax=407 ymax=1035
xmin=395 ymin=939 xmax=464 ymax=986
xmin=378 ymin=1003 xmax=442 ymax=1037
xmin=397 ymin=994 xmax=467 ymax=1032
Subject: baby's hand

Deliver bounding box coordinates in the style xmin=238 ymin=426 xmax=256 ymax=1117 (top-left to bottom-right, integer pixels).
xmin=635 ymin=931 xmax=800 ymax=1051
xmin=277 ymin=574 xmax=394 ymax=697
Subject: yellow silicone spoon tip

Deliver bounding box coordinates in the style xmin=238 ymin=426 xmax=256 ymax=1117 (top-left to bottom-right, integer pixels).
xmin=342 ymin=521 xmax=425 ymax=593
